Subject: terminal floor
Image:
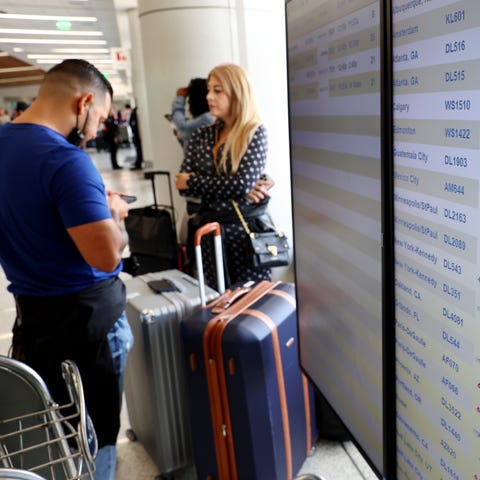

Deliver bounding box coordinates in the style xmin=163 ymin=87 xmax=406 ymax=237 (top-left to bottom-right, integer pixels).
xmin=0 ymin=146 xmax=378 ymax=480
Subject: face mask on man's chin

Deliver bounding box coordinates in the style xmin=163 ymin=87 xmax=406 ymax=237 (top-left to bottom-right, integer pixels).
xmin=67 ymin=109 xmax=90 ymax=147
xmin=66 ymin=127 xmax=85 ymax=146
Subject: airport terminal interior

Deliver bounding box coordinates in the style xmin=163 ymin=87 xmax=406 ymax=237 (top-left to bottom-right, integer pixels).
xmin=0 ymin=147 xmax=379 ymax=480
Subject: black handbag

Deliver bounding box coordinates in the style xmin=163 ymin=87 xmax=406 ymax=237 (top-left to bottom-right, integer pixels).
xmin=231 ymin=200 xmax=290 ymax=269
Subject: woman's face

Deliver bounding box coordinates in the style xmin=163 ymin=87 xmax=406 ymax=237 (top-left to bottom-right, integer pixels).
xmin=207 ymin=75 xmax=232 ymax=122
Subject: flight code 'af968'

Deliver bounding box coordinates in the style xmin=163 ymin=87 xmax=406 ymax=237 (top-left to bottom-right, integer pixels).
xmin=441 ymin=376 xmax=459 ymax=396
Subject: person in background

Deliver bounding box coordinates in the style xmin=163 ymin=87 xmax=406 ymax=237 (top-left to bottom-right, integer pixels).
xmin=0 ymin=59 xmax=133 ymax=480
xmin=129 ymin=105 xmax=143 ymax=170
xmin=175 ymin=63 xmax=273 ymax=287
xmin=121 ymin=103 xmax=132 ymax=124
xmin=103 ymin=107 xmax=121 ymax=170
xmin=167 ymin=78 xmax=217 ymax=242
xmin=168 ymin=78 xmax=215 ymax=156
xmin=11 ymin=101 xmax=29 ymax=120
xmin=0 ymin=107 xmax=10 ymax=126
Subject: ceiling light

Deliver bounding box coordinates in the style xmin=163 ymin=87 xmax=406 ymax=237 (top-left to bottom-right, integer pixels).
xmin=28 ymin=54 xmax=110 ymax=60
xmin=0 ymin=28 xmax=103 ymax=36
xmin=0 ymin=38 xmax=107 ymax=45
xmin=52 ymin=48 xmax=109 ymax=54
xmin=13 ymin=48 xmax=24 ymax=53
xmin=56 ymin=20 xmax=72 ymax=31
xmin=36 ymin=59 xmax=112 ymax=64
xmin=0 ymin=14 xmax=97 ymax=22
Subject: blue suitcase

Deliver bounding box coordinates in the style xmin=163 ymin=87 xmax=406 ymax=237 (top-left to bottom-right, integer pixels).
xmin=181 ymin=223 xmax=317 ymax=480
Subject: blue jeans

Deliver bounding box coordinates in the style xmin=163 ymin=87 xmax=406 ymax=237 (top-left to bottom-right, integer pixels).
xmin=94 ymin=312 xmax=133 ymax=480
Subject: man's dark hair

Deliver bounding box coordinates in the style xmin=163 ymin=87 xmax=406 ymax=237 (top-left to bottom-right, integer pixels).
xmin=188 ymin=78 xmax=209 ymax=118
xmin=47 ymin=59 xmax=113 ymax=98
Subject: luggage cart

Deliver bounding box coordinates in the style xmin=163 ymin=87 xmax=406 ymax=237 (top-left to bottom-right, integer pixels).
xmin=0 ymin=468 xmax=47 ymax=479
xmin=0 ymin=356 xmax=97 ymax=480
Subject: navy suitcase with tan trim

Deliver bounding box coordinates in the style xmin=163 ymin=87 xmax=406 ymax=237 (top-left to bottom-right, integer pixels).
xmin=180 ymin=223 xmax=317 ymax=480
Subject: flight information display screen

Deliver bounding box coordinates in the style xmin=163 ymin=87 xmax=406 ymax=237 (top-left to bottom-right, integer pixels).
xmin=286 ymin=0 xmax=384 ymax=475
xmin=392 ymin=1 xmax=480 ymax=478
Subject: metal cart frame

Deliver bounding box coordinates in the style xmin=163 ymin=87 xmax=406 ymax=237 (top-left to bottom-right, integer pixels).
xmin=0 ymin=356 xmax=97 ymax=480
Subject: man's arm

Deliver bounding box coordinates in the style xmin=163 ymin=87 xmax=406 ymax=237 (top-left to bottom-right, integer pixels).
xmin=67 ymin=193 xmax=129 ymax=272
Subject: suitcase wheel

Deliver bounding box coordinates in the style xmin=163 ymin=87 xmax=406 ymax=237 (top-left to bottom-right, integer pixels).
xmin=155 ymin=474 xmax=175 ymax=480
xmin=125 ymin=428 xmax=137 ymax=442
xmin=295 ymin=476 xmax=324 ymax=480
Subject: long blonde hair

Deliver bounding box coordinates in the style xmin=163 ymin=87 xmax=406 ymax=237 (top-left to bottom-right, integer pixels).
xmin=209 ymin=63 xmax=262 ymax=174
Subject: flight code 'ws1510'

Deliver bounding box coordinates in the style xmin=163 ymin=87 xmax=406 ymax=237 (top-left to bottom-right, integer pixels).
xmin=445 ymin=99 xmax=470 ymax=111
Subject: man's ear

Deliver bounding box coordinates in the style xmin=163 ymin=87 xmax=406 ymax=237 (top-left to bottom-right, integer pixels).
xmin=77 ymin=92 xmax=94 ymax=114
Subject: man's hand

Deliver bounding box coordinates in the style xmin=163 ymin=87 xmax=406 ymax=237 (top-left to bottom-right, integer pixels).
xmin=107 ymin=191 xmax=129 ymax=223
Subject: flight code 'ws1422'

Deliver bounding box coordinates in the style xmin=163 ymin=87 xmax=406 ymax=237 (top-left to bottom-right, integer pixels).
xmin=445 ymin=127 xmax=470 ymax=139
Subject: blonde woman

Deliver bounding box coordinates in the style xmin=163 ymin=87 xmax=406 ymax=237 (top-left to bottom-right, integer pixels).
xmin=175 ymin=63 xmax=272 ymax=287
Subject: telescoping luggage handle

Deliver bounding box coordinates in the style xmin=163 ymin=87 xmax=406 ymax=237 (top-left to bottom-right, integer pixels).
xmin=194 ymin=222 xmax=226 ymax=306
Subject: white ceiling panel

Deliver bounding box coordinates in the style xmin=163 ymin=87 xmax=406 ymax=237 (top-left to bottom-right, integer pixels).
xmin=0 ymin=0 xmax=137 ymax=97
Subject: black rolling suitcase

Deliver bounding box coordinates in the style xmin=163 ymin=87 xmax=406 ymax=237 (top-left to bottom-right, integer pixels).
xmin=181 ymin=223 xmax=317 ymax=480
xmin=123 ymin=170 xmax=183 ymax=275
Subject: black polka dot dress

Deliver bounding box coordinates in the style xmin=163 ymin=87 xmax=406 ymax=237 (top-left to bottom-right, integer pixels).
xmin=180 ymin=121 xmax=271 ymax=288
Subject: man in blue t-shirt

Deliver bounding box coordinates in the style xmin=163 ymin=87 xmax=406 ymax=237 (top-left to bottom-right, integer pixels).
xmin=0 ymin=59 xmax=132 ymax=480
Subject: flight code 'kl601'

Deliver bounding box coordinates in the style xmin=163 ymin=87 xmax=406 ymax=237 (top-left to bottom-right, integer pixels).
xmin=445 ymin=10 xmax=465 ymax=25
